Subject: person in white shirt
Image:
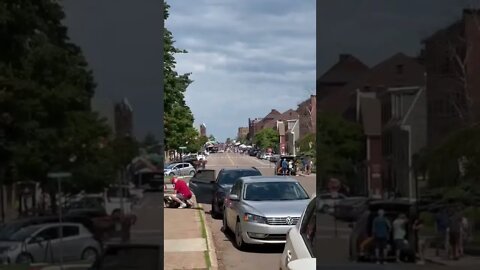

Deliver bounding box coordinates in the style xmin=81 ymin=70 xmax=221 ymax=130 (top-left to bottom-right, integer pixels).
xmin=393 ymin=213 xmax=408 ymax=262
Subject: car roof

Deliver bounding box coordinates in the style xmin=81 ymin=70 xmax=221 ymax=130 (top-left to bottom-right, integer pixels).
xmin=240 ymin=176 xmax=299 ymax=183
xmin=220 ymin=167 xmax=258 ymax=172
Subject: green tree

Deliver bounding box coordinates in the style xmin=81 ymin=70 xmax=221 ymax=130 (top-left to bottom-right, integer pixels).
xmin=0 ymin=1 xmax=119 ymax=210
xmin=298 ymin=133 xmax=316 ymax=156
xmin=142 ymin=132 xmax=159 ymax=147
xmin=163 ymin=3 xmax=198 ymax=152
xmin=254 ymin=128 xmax=278 ymax=150
xmin=316 ymin=113 xmax=364 ymax=188
xmin=208 ymin=134 xmax=216 ymax=142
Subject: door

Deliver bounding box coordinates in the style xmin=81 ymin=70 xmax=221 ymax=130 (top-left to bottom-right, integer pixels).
xmin=282 ymin=198 xmax=315 ymax=269
xmin=181 ymin=163 xmax=190 ymax=175
xmin=60 ymin=225 xmax=81 ymax=261
xmin=172 ymin=164 xmax=181 ymax=175
xmin=188 ymin=169 xmax=216 ymax=203
xmin=225 ymin=181 xmax=242 ymax=228
xmin=28 ymin=226 xmax=61 ymax=263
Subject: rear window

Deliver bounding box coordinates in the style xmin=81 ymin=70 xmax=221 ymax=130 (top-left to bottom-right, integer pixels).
xmin=217 ymin=170 xmax=261 ymax=185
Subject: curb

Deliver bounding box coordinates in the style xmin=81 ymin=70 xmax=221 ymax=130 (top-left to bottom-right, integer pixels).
xmin=191 ymin=196 xmax=218 ymax=270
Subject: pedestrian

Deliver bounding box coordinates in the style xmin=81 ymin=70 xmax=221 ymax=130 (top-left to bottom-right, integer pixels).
xmin=393 ymin=213 xmax=408 ymax=262
xmin=372 ymin=209 xmax=391 ymax=264
xmin=309 ymin=160 xmax=313 ymax=174
xmin=413 ymin=217 xmax=427 ymax=265
xmin=460 ymin=214 xmax=469 ymax=257
xmin=434 ymin=209 xmax=449 ymax=258
xmin=448 ymin=208 xmax=463 ymax=260
xmin=281 ymin=158 xmax=288 ymax=176
xmin=170 ymin=177 xmax=193 ymax=208
xmin=288 ymin=160 xmax=294 ymax=175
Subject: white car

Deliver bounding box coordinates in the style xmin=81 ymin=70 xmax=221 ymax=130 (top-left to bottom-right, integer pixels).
xmin=280 ymin=196 xmax=316 ymax=270
xmin=287 ymin=258 xmax=316 ymax=270
xmin=264 ymin=153 xmax=272 ymax=160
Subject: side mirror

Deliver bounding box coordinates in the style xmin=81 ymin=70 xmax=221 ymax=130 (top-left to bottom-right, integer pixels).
xmin=228 ymin=194 xmax=239 ymax=201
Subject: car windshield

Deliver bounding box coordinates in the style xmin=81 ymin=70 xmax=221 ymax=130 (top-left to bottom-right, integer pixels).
xmin=243 ymin=182 xmax=309 ymax=201
xmin=7 ymin=226 xmax=39 ymax=241
xmin=218 ymin=170 xmax=261 ymax=185
xmin=165 ymin=164 xmax=177 ymax=169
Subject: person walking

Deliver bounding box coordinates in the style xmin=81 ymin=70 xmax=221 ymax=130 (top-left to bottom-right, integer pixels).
xmin=448 ymin=208 xmax=463 ymax=260
xmin=393 ymin=213 xmax=408 ymax=262
xmin=413 ymin=217 xmax=427 ymax=265
xmin=372 ymin=209 xmax=391 ymax=264
xmin=288 ymin=160 xmax=294 ymax=175
xmin=434 ymin=209 xmax=449 ymax=258
xmin=281 ymin=158 xmax=288 ymax=176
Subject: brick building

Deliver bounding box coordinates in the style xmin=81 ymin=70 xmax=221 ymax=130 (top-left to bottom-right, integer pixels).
xmin=296 ymin=95 xmax=317 ymax=139
xmin=114 ymin=98 xmax=133 ymax=138
xmin=200 ymin=123 xmax=207 ymax=137
xmin=423 ymin=9 xmax=480 ymax=147
xmin=237 ymin=127 xmax=248 ymax=140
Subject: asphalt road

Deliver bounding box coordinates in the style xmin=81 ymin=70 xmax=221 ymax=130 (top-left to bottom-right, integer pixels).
xmin=202 ymin=152 xmax=316 ymax=270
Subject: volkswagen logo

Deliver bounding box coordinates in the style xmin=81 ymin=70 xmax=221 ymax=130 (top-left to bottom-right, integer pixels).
xmin=285 ymin=216 xmax=293 ymax=225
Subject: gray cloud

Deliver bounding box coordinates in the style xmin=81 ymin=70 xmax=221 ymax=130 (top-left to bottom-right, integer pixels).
xmin=167 ymin=0 xmax=316 ymax=141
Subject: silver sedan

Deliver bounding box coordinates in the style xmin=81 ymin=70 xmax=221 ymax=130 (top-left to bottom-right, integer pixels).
xmin=222 ymin=176 xmax=310 ymax=250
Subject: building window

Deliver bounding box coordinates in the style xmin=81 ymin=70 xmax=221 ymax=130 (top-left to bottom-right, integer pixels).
xmin=396 ymin=64 xmax=404 ymax=74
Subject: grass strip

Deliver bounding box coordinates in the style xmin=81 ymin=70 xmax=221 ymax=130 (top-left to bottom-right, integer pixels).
xmin=198 ymin=208 xmax=212 ymax=269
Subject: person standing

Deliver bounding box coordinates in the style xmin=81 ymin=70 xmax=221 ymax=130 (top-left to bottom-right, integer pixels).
xmin=372 ymin=209 xmax=391 ymax=264
xmin=288 ymin=160 xmax=294 ymax=175
xmin=434 ymin=209 xmax=449 ymax=258
xmin=449 ymin=209 xmax=463 ymax=260
xmin=281 ymin=158 xmax=288 ymax=176
xmin=393 ymin=213 xmax=408 ymax=262
xmin=414 ymin=218 xmax=427 ymax=265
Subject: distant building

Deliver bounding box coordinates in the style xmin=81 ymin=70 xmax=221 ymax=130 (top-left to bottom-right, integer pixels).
xmin=114 ymin=98 xmax=133 ymax=138
xmin=237 ymin=127 xmax=248 ymax=140
xmin=423 ymin=9 xmax=480 ymax=147
xmin=200 ymin=123 xmax=207 ymax=137
xmin=296 ymin=95 xmax=317 ymax=139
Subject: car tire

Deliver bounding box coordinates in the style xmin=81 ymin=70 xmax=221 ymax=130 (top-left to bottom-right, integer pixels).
xmin=221 ymin=211 xmax=229 ymax=233
xmin=211 ymin=200 xmax=221 ymax=219
xmin=169 ymin=172 xmax=174 ymax=176
xmin=234 ymin=220 xmax=248 ymax=251
xmin=189 ymin=170 xmax=195 ymax=176
xmin=16 ymin=253 xmax=33 ymax=264
xmin=81 ymin=247 xmax=98 ymax=262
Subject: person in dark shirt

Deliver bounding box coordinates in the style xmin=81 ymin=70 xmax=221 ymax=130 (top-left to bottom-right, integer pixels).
xmin=372 ymin=209 xmax=391 ymax=264
xmin=281 ymin=158 xmax=288 ymax=176
xmin=435 ymin=209 xmax=449 ymax=257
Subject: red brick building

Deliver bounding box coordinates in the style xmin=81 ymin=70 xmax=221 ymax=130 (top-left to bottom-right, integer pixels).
xmin=423 ymin=9 xmax=480 ymax=147
xmin=296 ymin=95 xmax=317 ymax=139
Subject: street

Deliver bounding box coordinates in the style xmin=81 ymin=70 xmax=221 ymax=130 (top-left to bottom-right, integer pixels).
xmin=202 ymin=152 xmax=316 ymax=270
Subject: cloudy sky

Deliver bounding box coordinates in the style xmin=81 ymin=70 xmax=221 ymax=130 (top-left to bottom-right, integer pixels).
xmin=317 ymin=0 xmax=475 ymax=75
xmin=62 ymin=0 xmax=164 ymax=139
xmin=167 ymin=0 xmax=316 ymax=142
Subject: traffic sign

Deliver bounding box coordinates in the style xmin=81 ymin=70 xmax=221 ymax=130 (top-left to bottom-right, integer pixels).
xmin=179 ymin=146 xmax=187 ymax=150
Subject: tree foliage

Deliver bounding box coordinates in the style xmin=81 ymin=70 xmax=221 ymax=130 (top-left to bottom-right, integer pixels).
xmin=316 ymin=113 xmax=364 ymax=187
xmin=254 ymin=128 xmax=278 ymax=150
xmin=0 ymin=1 xmax=124 ymax=194
xmin=163 ymin=2 xmax=198 ymax=152
xmin=298 ymin=133 xmax=316 ymax=156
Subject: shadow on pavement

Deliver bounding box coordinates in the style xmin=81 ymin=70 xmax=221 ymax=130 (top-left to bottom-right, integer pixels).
xmin=221 ymin=228 xmax=285 ymax=254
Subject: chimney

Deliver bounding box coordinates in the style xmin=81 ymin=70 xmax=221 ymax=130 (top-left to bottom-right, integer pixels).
xmin=339 ymin=54 xmax=351 ymax=61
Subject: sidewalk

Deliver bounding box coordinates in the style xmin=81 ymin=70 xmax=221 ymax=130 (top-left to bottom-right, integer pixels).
xmin=425 ymin=248 xmax=480 ymax=266
xmin=164 ymin=195 xmax=217 ymax=270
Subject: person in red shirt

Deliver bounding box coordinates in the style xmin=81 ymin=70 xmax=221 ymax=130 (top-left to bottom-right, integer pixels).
xmin=171 ymin=177 xmax=193 ymax=208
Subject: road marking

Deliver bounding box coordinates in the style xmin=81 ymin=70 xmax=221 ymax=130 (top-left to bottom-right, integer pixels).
xmin=164 ymin=238 xmax=207 ymax=252
xmin=226 ymin=154 xmax=235 ymax=166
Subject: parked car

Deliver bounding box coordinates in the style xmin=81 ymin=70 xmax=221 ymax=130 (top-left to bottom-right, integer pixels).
xmin=164 ymin=162 xmax=196 ymax=176
xmin=0 ymin=222 xmax=101 ymax=264
xmin=317 ymin=192 xmax=347 ymax=214
xmin=222 ymin=176 xmax=310 ymax=250
xmin=333 ymin=196 xmax=371 ymax=221
xmin=188 ymin=167 xmax=262 ymax=218
xmin=286 ymin=258 xmax=316 ymax=270
xmin=280 ymin=196 xmax=317 ymax=270
xmin=349 ymin=199 xmax=417 ymax=262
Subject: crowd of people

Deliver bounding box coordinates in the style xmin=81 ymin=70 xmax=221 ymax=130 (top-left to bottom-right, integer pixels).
xmin=369 ymin=206 xmax=470 ymax=265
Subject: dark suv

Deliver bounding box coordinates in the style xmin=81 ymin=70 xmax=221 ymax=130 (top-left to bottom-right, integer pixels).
xmin=189 ymin=167 xmax=262 ymax=219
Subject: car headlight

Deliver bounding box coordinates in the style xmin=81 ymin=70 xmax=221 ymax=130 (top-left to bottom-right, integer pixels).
xmin=243 ymin=213 xmax=267 ymax=224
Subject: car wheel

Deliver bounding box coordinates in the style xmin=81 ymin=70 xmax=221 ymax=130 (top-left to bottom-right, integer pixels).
xmin=81 ymin=247 xmax=98 ymax=262
xmin=169 ymin=172 xmax=174 ymax=176
xmin=189 ymin=170 xmax=195 ymax=176
xmin=16 ymin=253 xmax=33 ymax=264
xmin=234 ymin=220 xmax=247 ymax=250
xmin=221 ymin=211 xmax=229 ymax=233
xmin=211 ymin=200 xmax=221 ymax=219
